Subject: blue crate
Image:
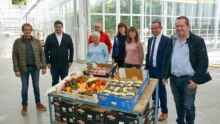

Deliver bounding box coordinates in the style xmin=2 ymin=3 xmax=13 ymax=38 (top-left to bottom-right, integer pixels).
xmin=113 ymin=77 xmax=150 ymax=110
xmin=97 ymin=93 xmax=114 ymax=107
xmin=98 ymin=76 xmax=150 ymax=110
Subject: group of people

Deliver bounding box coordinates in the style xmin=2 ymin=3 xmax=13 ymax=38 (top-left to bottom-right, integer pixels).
xmin=13 ymin=16 xmax=211 ymax=124
xmin=86 ymin=21 xmax=144 ymax=70
xmin=12 ymin=21 xmax=74 ymax=115
xmin=146 ymin=16 xmax=211 ymax=124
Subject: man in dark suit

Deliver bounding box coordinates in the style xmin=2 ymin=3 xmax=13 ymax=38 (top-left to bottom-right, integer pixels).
xmin=44 ymin=20 xmax=74 ymax=86
xmin=145 ymin=21 xmax=170 ymax=121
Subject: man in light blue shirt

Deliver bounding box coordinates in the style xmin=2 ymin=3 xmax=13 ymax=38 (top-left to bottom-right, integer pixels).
xmin=86 ymin=31 xmax=109 ymax=64
xmin=162 ymin=16 xmax=211 ymax=124
xmin=171 ymin=34 xmax=195 ymax=77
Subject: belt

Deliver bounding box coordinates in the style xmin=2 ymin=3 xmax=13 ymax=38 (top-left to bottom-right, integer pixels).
xmin=171 ymin=74 xmax=192 ymax=78
xmin=26 ymin=65 xmax=35 ymax=66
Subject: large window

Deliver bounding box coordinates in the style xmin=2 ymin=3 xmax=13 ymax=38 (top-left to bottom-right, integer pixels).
xmin=105 ymin=0 xmax=116 ymax=13
xmin=105 ymin=16 xmax=116 ymax=38
xmin=121 ymin=16 xmax=130 ymax=28
xmin=132 ymin=0 xmax=141 ymax=14
xmin=132 ymin=16 xmax=140 ymax=30
xmin=26 ymin=0 xmax=219 ymax=49
xmin=91 ymin=0 xmax=103 ymax=13
xmin=120 ymin=0 xmax=131 ymax=14
xmin=91 ymin=15 xmax=103 ymax=31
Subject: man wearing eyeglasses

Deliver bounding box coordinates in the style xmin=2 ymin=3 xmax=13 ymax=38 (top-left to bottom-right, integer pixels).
xmin=145 ymin=21 xmax=170 ymax=121
xmin=88 ymin=21 xmax=112 ymax=54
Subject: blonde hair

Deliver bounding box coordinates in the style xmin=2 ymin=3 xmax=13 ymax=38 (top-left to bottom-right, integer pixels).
xmin=92 ymin=31 xmax=100 ymax=38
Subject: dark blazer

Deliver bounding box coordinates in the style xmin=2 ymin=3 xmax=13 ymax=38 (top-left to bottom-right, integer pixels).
xmin=112 ymin=35 xmax=127 ymax=60
xmin=145 ymin=35 xmax=170 ymax=78
xmin=162 ymin=32 xmax=211 ymax=84
xmin=44 ymin=32 xmax=74 ymax=68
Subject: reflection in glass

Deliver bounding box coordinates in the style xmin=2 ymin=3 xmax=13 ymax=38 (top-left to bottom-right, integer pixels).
xmin=121 ymin=0 xmax=130 ymax=13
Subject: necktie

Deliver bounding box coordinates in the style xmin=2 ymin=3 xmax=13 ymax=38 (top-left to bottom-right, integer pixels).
xmin=149 ymin=37 xmax=156 ymax=67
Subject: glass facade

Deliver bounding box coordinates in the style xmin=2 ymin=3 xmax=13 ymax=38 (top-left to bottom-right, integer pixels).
xmin=90 ymin=0 xmax=220 ymax=48
xmin=27 ymin=0 xmax=78 ymax=38
xmin=25 ymin=0 xmax=80 ymax=60
xmin=1 ymin=0 xmax=217 ymax=60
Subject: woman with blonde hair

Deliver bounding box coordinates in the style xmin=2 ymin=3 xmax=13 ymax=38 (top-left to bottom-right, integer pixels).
xmin=86 ymin=31 xmax=109 ymax=64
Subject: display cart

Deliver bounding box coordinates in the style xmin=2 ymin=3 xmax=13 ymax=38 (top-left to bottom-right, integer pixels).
xmin=48 ymin=78 xmax=159 ymax=124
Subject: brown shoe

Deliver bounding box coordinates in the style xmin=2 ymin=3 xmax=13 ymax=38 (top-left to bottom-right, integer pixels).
xmin=21 ymin=105 xmax=27 ymax=115
xmin=36 ymin=102 xmax=47 ymax=111
xmin=158 ymin=113 xmax=168 ymax=121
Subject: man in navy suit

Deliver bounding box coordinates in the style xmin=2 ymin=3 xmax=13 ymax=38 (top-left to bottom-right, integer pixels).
xmin=44 ymin=20 xmax=74 ymax=86
xmin=145 ymin=21 xmax=170 ymax=121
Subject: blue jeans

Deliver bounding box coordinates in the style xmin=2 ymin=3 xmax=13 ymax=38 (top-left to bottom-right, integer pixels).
xmin=170 ymin=75 xmax=197 ymax=124
xmin=20 ymin=65 xmax=40 ymax=105
xmin=50 ymin=67 xmax=69 ymax=86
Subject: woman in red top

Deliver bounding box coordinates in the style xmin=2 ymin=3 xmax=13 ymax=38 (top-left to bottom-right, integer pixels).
xmin=124 ymin=26 xmax=144 ymax=69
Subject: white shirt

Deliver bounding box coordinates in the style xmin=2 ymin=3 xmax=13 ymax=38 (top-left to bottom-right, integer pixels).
xmin=150 ymin=32 xmax=162 ymax=67
xmin=55 ymin=32 xmax=63 ymax=46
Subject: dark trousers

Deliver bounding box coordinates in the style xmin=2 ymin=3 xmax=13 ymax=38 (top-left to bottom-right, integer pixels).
xmin=124 ymin=63 xmax=140 ymax=69
xmin=115 ymin=59 xmax=124 ymax=68
xmin=50 ymin=67 xmax=69 ymax=86
xmin=170 ymin=75 xmax=196 ymax=124
xmin=20 ymin=65 xmax=40 ymax=105
xmin=149 ymin=67 xmax=168 ymax=114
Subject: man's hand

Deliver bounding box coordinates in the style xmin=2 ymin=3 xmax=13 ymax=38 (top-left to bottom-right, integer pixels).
xmin=69 ymin=62 xmax=72 ymax=68
xmin=188 ymin=80 xmax=197 ymax=89
xmin=112 ymin=59 xmax=115 ymax=65
xmin=47 ymin=64 xmax=51 ymax=69
xmin=15 ymin=72 xmax=20 ymax=77
xmin=42 ymin=69 xmax=46 ymax=75
xmin=162 ymin=79 xmax=168 ymax=86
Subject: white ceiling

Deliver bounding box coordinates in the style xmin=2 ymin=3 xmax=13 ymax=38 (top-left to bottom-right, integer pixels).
xmin=0 ymin=0 xmax=37 ymax=24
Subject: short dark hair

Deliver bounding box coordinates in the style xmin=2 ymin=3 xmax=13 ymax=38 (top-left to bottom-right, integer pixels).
xmin=54 ymin=20 xmax=63 ymax=27
xmin=127 ymin=26 xmax=140 ymax=43
xmin=117 ymin=22 xmax=128 ymax=35
xmin=176 ymin=16 xmax=190 ymax=26
xmin=152 ymin=21 xmax=162 ymax=28
xmin=22 ymin=23 xmax=32 ymax=31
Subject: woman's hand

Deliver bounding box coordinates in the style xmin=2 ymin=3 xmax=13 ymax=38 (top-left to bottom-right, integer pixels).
xmin=112 ymin=59 xmax=115 ymax=64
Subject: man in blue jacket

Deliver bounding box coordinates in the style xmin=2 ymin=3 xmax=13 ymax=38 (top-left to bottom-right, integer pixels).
xmin=44 ymin=20 xmax=74 ymax=86
xmin=145 ymin=21 xmax=170 ymax=121
xmin=162 ymin=16 xmax=211 ymax=124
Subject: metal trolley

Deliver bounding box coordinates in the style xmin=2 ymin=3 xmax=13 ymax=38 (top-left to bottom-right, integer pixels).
xmin=48 ymin=78 xmax=159 ymax=124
